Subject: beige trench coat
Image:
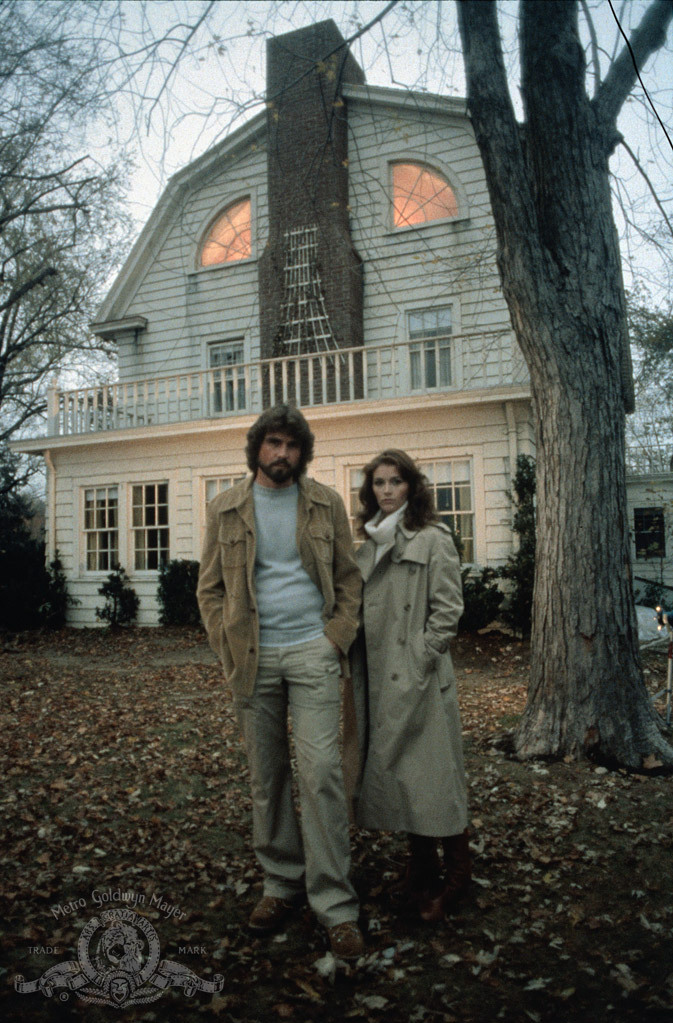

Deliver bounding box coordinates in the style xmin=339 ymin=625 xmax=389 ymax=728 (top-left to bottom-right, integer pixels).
xmin=347 ymin=522 xmax=468 ymax=837
xmin=197 ymin=475 xmax=361 ymax=698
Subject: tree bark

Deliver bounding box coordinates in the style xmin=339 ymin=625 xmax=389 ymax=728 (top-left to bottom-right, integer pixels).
xmin=457 ymin=0 xmax=673 ymax=766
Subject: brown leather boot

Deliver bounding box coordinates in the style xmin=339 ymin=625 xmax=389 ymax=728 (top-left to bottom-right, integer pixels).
xmin=442 ymin=828 xmax=472 ymax=908
xmin=405 ymin=833 xmax=441 ymax=903
xmin=419 ymin=829 xmax=471 ymax=923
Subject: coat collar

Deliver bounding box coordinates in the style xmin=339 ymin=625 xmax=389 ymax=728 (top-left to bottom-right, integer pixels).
xmin=358 ymin=521 xmax=450 ymax=578
xmin=357 ymin=521 xmax=421 ymax=582
xmin=214 ymin=474 xmax=328 ymax=514
xmin=398 ymin=523 xmax=421 ymax=540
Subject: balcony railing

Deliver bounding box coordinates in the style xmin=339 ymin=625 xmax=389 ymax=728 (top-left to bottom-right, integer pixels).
xmin=48 ymin=334 xmax=527 ymax=437
xmin=626 ymin=446 xmax=673 ymax=474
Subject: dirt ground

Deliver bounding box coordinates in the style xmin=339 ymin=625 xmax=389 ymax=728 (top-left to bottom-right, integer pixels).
xmin=1 ymin=626 xmax=672 ymax=1023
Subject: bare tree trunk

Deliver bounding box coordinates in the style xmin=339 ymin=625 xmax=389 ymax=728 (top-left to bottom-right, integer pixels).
xmin=457 ymin=0 xmax=673 ymax=765
xmin=523 ymin=334 xmax=669 ymax=763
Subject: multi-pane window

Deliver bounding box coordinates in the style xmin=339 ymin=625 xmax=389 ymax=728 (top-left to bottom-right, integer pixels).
xmin=84 ymin=486 xmax=118 ymax=571
xmin=423 ymin=460 xmax=474 ymax=562
xmin=200 ymin=198 xmax=251 ymax=266
xmin=348 ymin=468 xmax=365 ymax=539
xmin=346 ymin=461 xmax=473 ymax=558
xmin=408 ymin=307 xmax=452 ymax=390
xmin=205 ymin=474 xmax=247 ymax=505
xmin=132 ymin=483 xmax=169 ymax=570
xmin=634 ymin=507 xmax=665 ymax=559
xmin=392 ymin=162 xmax=458 ymax=228
xmin=209 ymin=340 xmax=246 ymax=412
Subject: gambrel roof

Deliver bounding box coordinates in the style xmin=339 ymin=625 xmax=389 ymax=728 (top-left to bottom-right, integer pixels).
xmin=91 ymin=84 xmax=468 ymax=337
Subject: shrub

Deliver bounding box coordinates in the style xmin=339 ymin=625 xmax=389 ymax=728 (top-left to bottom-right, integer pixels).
xmin=157 ymin=559 xmax=201 ymax=626
xmin=0 ymin=526 xmax=47 ymax=630
xmin=641 ymin=579 xmax=669 ymax=609
xmin=0 ymin=482 xmax=78 ymax=630
xmin=459 ymin=566 xmax=505 ymax=632
xmin=95 ymin=566 xmax=140 ymax=628
xmin=40 ymin=551 xmax=79 ymax=628
xmin=498 ymin=454 xmax=536 ymax=637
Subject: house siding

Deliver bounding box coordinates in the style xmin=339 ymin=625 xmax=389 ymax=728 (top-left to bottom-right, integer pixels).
xmin=626 ymin=473 xmax=673 ymax=600
xmin=49 ymin=397 xmax=530 ymax=625
xmin=23 ymin=30 xmax=539 ymax=627
xmin=112 ymin=96 xmax=524 ymax=398
xmin=117 ymin=144 xmax=268 ymax=383
xmin=346 ymin=98 xmax=523 ymax=391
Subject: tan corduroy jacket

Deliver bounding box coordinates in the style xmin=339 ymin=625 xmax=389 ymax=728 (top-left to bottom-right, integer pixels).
xmin=197 ymin=475 xmax=362 ymax=697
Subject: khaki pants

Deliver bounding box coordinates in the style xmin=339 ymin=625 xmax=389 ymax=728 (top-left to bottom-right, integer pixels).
xmin=234 ymin=634 xmax=359 ymax=929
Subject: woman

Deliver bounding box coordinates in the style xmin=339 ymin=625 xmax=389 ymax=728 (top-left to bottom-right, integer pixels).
xmin=349 ymin=449 xmax=470 ymax=922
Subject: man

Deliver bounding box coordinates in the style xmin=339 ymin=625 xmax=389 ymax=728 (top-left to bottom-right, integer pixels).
xmin=197 ymin=404 xmax=364 ymax=959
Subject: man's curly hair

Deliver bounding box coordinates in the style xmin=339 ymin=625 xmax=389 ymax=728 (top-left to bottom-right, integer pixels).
xmin=356 ymin=449 xmax=438 ymax=536
xmin=245 ymin=404 xmax=315 ymax=477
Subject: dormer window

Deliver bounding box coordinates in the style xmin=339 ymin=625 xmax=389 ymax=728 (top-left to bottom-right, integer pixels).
xmin=392 ymin=162 xmax=458 ymax=229
xmin=200 ymin=198 xmax=252 ymax=266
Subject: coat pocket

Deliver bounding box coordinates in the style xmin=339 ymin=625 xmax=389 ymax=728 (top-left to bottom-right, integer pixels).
xmin=220 ymin=538 xmax=246 ymax=566
xmin=218 ymin=516 xmax=247 ymax=566
xmin=409 ymin=630 xmax=437 ymax=682
xmin=309 ymin=524 xmax=334 ymax=562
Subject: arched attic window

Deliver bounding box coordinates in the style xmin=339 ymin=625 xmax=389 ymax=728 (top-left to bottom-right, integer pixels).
xmin=200 ymin=197 xmax=252 ymax=266
xmin=392 ymin=162 xmax=458 ymax=229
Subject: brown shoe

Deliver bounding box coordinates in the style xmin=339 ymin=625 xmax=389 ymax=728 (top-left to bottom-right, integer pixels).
xmin=248 ymin=895 xmax=294 ymax=933
xmin=418 ymin=885 xmax=449 ymax=923
xmin=327 ymin=921 xmax=365 ymax=960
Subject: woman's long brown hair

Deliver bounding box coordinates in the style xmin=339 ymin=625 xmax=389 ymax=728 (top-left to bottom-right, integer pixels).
xmin=356 ymin=449 xmax=438 ymax=537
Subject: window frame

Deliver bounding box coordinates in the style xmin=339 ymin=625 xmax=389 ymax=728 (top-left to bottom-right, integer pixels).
xmin=204 ymin=473 xmax=248 ymax=507
xmin=390 ymin=161 xmax=459 ymax=231
xmin=344 ymin=457 xmax=476 ymax=563
xmin=420 ymin=457 xmax=475 ymax=564
xmin=346 ymin=466 xmax=365 ymax=542
xmin=131 ymin=481 xmax=170 ymax=573
xmin=407 ymin=305 xmax=454 ymax=392
xmin=207 ymin=338 xmax=247 ymax=414
xmin=195 ymin=194 xmax=255 ymax=271
xmin=82 ymin=485 xmax=119 ymax=573
xmin=383 ymin=155 xmax=469 ymax=235
xmin=634 ymin=506 xmax=666 ymax=560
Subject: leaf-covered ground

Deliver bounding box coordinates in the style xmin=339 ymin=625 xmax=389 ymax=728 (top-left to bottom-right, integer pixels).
xmin=1 ymin=627 xmax=672 ymax=1023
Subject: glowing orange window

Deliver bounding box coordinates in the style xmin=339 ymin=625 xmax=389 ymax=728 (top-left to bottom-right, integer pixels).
xmin=200 ymin=198 xmax=252 ymax=266
xmin=392 ymin=163 xmax=458 ymax=229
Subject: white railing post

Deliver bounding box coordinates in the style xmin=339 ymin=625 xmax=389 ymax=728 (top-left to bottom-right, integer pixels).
xmin=281 ymin=359 xmax=288 ymax=404
xmin=47 ymin=378 xmax=60 ymax=435
xmin=47 ymin=338 xmax=522 ymax=438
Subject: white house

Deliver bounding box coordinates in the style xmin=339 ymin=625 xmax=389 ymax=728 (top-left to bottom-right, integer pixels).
xmin=18 ymin=20 xmax=533 ymax=625
xmin=626 ymin=470 xmax=673 ymax=602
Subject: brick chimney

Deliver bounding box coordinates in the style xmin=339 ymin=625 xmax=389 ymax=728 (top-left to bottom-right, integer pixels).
xmin=258 ymin=20 xmax=365 ymax=359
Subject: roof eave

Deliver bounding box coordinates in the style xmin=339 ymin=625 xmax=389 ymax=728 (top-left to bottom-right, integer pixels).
xmin=95 ymin=110 xmax=266 ymax=325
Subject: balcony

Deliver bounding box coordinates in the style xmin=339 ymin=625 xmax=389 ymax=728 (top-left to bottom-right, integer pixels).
xmin=48 ymin=334 xmax=527 ymax=438
xmin=626 ymin=446 xmax=673 ymax=474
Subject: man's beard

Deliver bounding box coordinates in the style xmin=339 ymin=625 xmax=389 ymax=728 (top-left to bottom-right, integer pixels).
xmin=257 ymin=459 xmax=297 ymax=485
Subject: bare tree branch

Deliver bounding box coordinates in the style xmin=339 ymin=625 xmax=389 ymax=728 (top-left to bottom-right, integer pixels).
xmin=619 ymin=136 xmax=673 ymax=241
xmin=580 ymin=0 xmax=603 ymax=97
xmin=595 ymin=0 xmax=673 ymax=130
xmin=145 ymin=1 xmax=218 ymax=125
xmin=457 ymin=1 xmax=538 ymax=267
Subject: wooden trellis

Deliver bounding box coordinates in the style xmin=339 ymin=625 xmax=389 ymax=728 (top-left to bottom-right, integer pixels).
xmin=275 ymin=226 xmax=337 ymax=354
